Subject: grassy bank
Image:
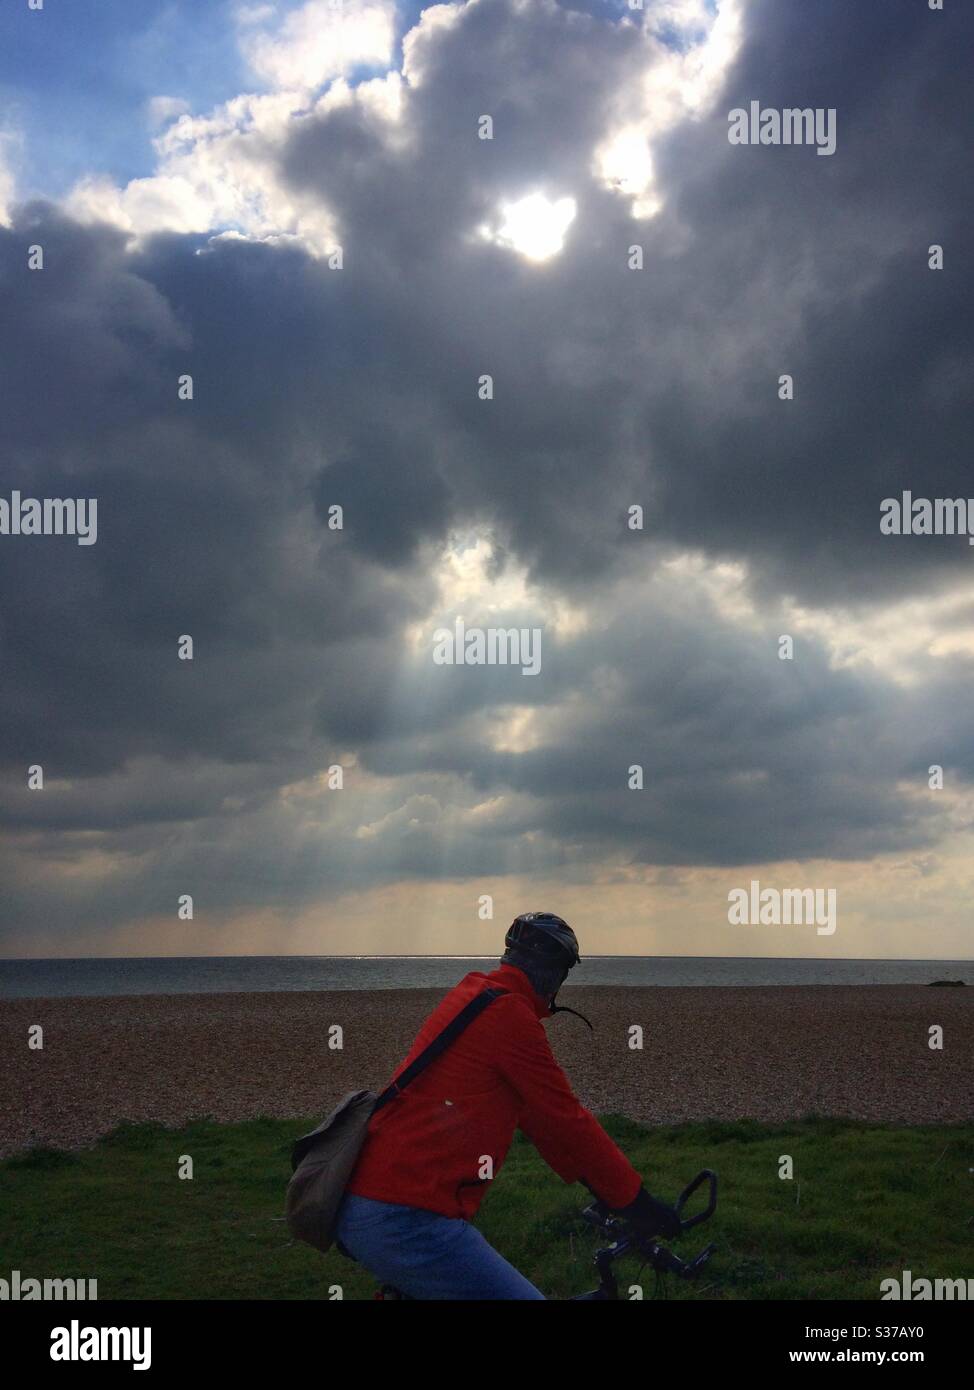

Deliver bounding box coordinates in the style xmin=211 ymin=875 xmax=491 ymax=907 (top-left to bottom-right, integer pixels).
xmin=1 ymin=1115 xmax=971 ymax=1300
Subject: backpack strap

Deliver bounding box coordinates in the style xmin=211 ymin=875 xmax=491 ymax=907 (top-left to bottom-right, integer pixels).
xmin=372 ymin=986 xmax=507 ymax=1113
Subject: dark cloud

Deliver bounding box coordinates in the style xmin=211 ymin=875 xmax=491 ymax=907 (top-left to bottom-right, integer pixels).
xmin=274 ymin=0 xmax=974 ymax=599
xmin=1 ymin=0 xmax=972 ymax=944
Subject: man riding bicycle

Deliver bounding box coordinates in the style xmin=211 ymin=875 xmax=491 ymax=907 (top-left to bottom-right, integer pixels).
xmin=335 ymin=912 xmax=681 ymax=1299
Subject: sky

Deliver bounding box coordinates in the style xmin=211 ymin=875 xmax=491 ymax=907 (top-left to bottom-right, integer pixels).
xmin=0 ymin=0 xmax=972 ymax=961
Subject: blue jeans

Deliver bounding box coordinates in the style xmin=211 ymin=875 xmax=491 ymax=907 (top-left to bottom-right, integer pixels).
xmin=336 ymin=1193 xmax=546 ymax=1300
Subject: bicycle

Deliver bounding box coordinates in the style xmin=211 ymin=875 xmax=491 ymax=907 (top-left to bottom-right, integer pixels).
xmin=372 ymin=1168 xmax=718 ymax=1301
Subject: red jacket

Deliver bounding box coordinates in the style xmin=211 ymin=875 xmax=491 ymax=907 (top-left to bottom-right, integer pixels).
xmin=345 ymin=963 xmax=642 ymax=1219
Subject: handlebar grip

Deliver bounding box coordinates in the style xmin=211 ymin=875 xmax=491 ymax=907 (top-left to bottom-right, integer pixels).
xmin=674 ymin=1169 xmax=717 ymax=1230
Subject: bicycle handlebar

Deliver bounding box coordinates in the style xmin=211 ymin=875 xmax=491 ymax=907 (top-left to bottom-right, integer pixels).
xmin=574 ymin=1169 xmax=718 ymax=1298
xmin=674 ymin=1168 xmax=718 ymax=1231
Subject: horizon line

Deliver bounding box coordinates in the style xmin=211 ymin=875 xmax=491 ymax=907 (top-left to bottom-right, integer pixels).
xmin=2 ymin=954 xmax=972 ymax=965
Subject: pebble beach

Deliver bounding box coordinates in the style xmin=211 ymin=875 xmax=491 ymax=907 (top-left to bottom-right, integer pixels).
xmin=1 ymin=984 xmax=971 ymax=1157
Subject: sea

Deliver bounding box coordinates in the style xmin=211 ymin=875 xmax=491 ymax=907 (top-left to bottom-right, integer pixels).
xmin=0 ymin=955 xmax=970 ymax=999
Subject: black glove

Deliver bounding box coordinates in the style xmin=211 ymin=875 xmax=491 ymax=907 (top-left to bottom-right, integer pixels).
xmin=614 ymin=1184 xmax=681 ymax=1240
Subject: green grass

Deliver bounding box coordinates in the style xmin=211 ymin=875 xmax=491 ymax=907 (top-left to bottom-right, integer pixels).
xmin=1 ymin=1116 xmax=972 ymax=1299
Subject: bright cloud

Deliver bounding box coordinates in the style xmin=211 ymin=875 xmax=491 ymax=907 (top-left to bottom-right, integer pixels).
xmin=240 ymin=0 xmax=397 ymax=91
xmin=595 ymin=0 xmax=744 ymax=216
xmin=487 ymin=192 xmax=577 ymax=262
xmin=66 ymin=90 xmax=341 ymax=252
xmin=146 ymin=96 xmax=191 ymax=130
xmin=0 ymin=131 xmax=19 ymax=227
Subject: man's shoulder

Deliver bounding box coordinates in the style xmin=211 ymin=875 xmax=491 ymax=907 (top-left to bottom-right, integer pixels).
xmin=483 ymin=982 xmax=546 ymax=1039
xmin=452 ymin=971 xmax=538 ymax=1022
xmin=458 ymin=969 xmax=526 ymax=997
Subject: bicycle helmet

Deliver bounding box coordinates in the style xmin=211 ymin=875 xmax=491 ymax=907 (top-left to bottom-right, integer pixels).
xmin=502 ymin=912 xmax=592 ymax=1028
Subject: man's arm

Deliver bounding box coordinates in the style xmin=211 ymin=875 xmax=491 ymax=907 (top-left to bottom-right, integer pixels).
xmin=495 ymin=1000 xmax=642 ymax=1210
